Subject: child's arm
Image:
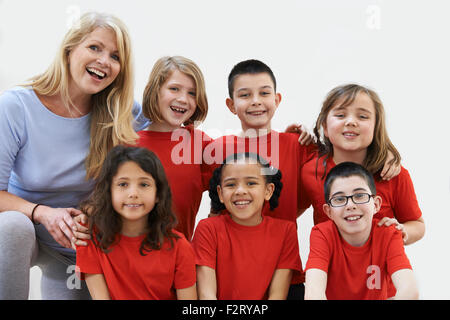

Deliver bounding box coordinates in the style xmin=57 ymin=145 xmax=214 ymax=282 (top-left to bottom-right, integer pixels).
xmin=177 ymin=284 xmax=198 ymax=300
xmin=196 ymin=265 xmax=217 ymax=300
xmin=304 ymin=269 xmax=328 ymax=300
xmin=85 ymin=273 xmax=111 ymax=300
xmin=378 ymin=217 xmax=425 ymax=245
xmin=390 ymin=269 xmax=419 ymax=300
xmin=267 ymin=269 xmax=292 ymax=300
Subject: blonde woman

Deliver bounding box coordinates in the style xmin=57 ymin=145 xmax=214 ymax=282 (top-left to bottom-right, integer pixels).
xmin=0 ymin=12 xmax=148 ymax=299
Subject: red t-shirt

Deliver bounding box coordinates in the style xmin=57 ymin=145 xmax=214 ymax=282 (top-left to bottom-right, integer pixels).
xmin=305 ymin=219 xmax=412 ymax=300
xmin=76 ymin=230 xmax=196 ymax=300
xmin=137 ymin=127 xmax=211 ymax=240
xmin=191 ymin=214 xmax=302 ymax=300
xmin=300 ymin=155 xmax=423 ymax=225
xmin=203 ymin=131 xmax=315 ymax=283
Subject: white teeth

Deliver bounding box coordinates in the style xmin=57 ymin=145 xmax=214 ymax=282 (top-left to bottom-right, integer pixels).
xmin=125 ymin=204 xmax=141 ymax=208
xmin=248 ymin=111 xmax=265 ymax=115
xmin=171 ymin=106 xmax=187 ymax=113
xmin=234 ymin=201 xmax=250 ymax=205
xmin=343 ymin=133 xmax=357 ymax=136
xmin=346 ymin=216 xmax=361 ymax=221
xmin=87 ymin=68 xmax=106 ymax=78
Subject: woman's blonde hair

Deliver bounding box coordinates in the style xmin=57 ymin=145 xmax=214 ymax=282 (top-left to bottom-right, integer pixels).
xmin=313 ymin=83 xmax=401 ymax=177
xmin=142 ymin=56 xmax=208 ymax=126
xmin=27 ymin=12 xmax=137 ymax=179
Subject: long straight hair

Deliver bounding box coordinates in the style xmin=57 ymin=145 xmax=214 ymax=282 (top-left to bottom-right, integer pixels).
xmin=313 ymin=84 xmax=401 ymax=178
xmin=25 ymin=12 xmax=137 ymax=179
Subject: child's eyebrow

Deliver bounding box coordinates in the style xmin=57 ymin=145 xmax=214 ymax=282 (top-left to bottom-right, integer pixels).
xmin=332 ymin=105 xmax=372 ymax=113
xmin=330 ymin=187 xmax=369 ymax=197
xmin=353 ymin=187 xmax=369 ymax=193
xmin=236 ymin=85 xmax=273 ymax=92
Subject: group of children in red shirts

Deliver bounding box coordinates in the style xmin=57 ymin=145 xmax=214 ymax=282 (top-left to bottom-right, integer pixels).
xmin=75 ymin=57 xmax=424 ymax=300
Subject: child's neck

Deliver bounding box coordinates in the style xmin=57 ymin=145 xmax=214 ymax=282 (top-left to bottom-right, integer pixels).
xmin=239 ymin=125 xmax=272 ymax=138
xmin=230 ymin=212 xmax=264 ymax=227
xmin=146 ymin=121 xmax=181 ymax=133
xmin=339 ymin=227 xmax=372 ymax=247
xmin=121 ymin=220 xmax=148 ymax=238
xmin=332 ymin=148 xmax=367 ymax=166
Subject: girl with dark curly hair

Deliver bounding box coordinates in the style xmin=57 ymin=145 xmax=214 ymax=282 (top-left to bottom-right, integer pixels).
xmin=76 ymin=145 xmax=197 ymax=300
xmin=192 ymin=152 xmax=302 ymax=300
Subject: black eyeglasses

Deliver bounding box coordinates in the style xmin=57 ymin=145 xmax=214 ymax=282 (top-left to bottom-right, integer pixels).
xmin=328 ymin=193 xmax=374 ymax=207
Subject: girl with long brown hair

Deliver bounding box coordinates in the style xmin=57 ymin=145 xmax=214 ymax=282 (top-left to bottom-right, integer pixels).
xmin=76 ymin=146 xmax=197 ymax=300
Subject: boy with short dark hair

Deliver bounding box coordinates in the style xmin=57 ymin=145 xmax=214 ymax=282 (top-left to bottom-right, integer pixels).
xmin=304 ymin=162 xmax=418 ymax=300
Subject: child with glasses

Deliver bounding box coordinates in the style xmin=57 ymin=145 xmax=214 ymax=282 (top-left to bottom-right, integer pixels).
xmin=304 ymin=162 xmax=418 ymax=300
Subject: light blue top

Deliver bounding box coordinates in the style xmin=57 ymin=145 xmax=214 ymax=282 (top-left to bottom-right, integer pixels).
xmin=0 ymin=86 xmax=149 ymax=255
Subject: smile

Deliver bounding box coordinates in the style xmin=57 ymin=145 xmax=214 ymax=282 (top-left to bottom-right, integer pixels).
xmin=233 ymin=200 xmax=251 ymax=207
xmin=170 ymin=106 xmax=187 ymax=114
xmin=345 ymin=215 xmax=362 ymax=221
xmin=86 ymin=67 xmax=106 ymax=79
xmin=124 ymin=204 xmax=143 ymax=208
xmin=246 ymin=110 xmax=266 ymax=116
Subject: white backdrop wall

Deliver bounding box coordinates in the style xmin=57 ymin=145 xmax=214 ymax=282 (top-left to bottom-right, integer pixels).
xmin=0 ymin=0 xmax=449 ymax=299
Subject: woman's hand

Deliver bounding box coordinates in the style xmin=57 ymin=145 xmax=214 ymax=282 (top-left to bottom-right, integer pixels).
xmin=34 ymin=205 xmax=87 ymax=249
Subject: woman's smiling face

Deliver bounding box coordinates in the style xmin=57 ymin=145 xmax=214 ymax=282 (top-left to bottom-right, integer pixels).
xmin=68 ymin=27 xmax=121 ymax=98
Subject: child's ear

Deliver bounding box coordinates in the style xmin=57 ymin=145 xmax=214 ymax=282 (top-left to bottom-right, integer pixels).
xmin=323 ymin=203 xmax=332 ymax=219
xmin=226 ymin=98 xmax=237 ymax=115
xmin=275 ymin=93 xmax=282 ymax=107
xmin=373 ymin=195 xmax=382 ymax=214
xmin=264 ymin=183 xmax=275 ymax=201
xmin=217 ymin=185 xmax=224 ymax=203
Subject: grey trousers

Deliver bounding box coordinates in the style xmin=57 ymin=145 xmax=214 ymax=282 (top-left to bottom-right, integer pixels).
xmin=0 ymin=211 xmax=91 ymax=300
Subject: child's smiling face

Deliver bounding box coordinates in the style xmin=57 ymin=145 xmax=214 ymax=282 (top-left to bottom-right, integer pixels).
xmin=217 ymin=160 xmax=274 ymax=226
xmin=323 ymin=175 xmax=381 ymax=247
xmin=111 ymin=161 xmax=158 ymax=234
xmin=155 ymin=69 xmax=197 ymax=131
xmin=226 ymin=72 xmax=281 ymax=133
xmin=323 ymin=92 xmax=376 ymax=159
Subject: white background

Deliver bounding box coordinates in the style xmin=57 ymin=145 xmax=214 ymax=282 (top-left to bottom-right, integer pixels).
xmin=1 ymin=0 xmax=449 ymax=299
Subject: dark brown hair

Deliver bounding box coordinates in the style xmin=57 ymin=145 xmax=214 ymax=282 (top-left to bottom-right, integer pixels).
xmin=81 ymin=145 xmax=179 ymax=255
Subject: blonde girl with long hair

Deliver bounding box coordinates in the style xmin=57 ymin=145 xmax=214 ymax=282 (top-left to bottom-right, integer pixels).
xmin=0 ymin=12 xmax=148 ymax=299
xmin=137 ymin=56 xmax=210 ymax=240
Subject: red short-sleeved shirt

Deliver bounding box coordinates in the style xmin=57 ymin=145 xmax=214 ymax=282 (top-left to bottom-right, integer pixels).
xmin=137 ymin=127 xmax=211 ymax=240
xmin=300 ymin=155 xmax=423 ymax=225
xmin=76 ymin=230 xmax=196 ymax=300
xmin=192 ymin=214 xmax=302 ymax=300
xmin=203 ymin=131 xmax=316 ymax=283
xmin=305 ymin=219 xmax=412 ymax=300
